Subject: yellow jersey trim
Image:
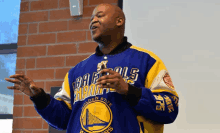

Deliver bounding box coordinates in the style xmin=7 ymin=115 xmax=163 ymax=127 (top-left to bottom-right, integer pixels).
xmin=130 ymin=45 xmax=178 ymax=97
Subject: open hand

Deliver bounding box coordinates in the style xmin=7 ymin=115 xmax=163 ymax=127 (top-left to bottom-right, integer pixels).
xmin=96 ymin=69 xmax=129 ymax=95
xmin=4 ymin=74 xmax=41 ymax=97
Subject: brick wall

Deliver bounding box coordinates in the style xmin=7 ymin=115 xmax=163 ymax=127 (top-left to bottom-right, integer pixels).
xmin=13 ymin=0 xmax=119 ymax=133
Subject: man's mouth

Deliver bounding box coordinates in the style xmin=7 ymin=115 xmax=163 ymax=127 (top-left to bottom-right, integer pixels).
xmin=91 ymin=26 xmax=98 ymax=31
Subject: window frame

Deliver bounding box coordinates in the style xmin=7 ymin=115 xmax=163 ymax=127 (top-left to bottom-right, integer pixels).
xmin=118 ymin=0 xmax=123 ymax=9
xmin=0 ymin=43 xmax=17 ymax=54
xmin=0 ymin=43 xmax=17 ymax=119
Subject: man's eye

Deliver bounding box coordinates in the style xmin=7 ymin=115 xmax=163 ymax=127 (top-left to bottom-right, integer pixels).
xmin=90 ymin=14 xmax=104 ymax=21
xmin=98 ymin=14 xmax=104 ymax=18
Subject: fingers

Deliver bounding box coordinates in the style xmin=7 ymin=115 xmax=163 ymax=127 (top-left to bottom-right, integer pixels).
xmin=17 ymin=76 xmax=25 ymax=82
xmin=98 ymin=68 xmax=115 ymax=75
xmin=7 ymin=86 xmax=20 ymax=90
xmin=6 ymin=74 xmax=29 ymax=83
xmin=96 ymin=78 xmax=118 ymax=86
xmin=9 ymin=74 xmax=25 ymax=78
xmin=99 ymin=84 xmax=114 ymax=88
xmin=5 ymin=78 xmax=21 ymax=84
xmin=97 ymin=75 xmax=117 ymax=82
xmin=96 ymin=71 xmax=121 ymax=87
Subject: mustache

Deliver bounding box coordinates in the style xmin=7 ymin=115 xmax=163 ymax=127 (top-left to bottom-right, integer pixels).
xmin=89 ymin=22 xmax=100 ymax=29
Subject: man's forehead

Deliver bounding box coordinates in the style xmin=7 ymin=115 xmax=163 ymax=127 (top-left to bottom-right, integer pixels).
xmin=92 ymin=4 xmax=112 ymax=14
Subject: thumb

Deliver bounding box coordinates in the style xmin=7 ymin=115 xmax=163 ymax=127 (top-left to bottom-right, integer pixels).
xmin=29 ymin=84 xmax=38 ymax=95
xmin=29 ymin=84 xmax=43 ymax=97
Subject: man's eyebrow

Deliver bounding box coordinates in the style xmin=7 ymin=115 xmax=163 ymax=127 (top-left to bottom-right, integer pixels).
xmin=96 ymin=11 xmax=104 ymax=14
xmin=91 ymin=11 xmax=104 ymax=19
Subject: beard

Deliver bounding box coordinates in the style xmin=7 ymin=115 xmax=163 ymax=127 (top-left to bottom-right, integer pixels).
xmin=92 ymin=33 xmax=102 ymax=43
xmin=91 ymin=24 xmax=117 ymax=45
xmin=92 ymin=28 xmax=114 ymax=44
xmin=92 ymin=31 xmax=112 ymax=45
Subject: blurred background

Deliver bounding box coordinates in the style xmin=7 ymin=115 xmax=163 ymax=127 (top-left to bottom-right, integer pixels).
xmin=124 ymin=0 xmax=220 ymax=132
xmin=0 ymin=0 xmax=220 ymax=132
xmin=0 ymin=0 xmax=20 ymax=132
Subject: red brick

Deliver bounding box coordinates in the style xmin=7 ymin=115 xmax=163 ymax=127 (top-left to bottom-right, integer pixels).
xmin=36 ymin=57 xmax=65 ymax=68
xmin=39 ymin=21 xmax=67 ymax=33
xmin=83 ymin=6 xmax=95 ymax=17
xmin=59 ymin=0 xmax=69 ymax=8
xmin=29 ymin=23 xmax=38 ymax=34
xmin=78 ymin=42 xmax=97 ymax=53
xmin=16 ymin=58 xmax=25 ymax=69
xmin=13 ymin=106 xmax=23 ymax=117
xmin=69 ymin=19 xmax=90 ymax=30
xmin=18 ymin=24 xmax=28 ymax=34
xmin=16 ymin=70 xmax=25 ymax=75
xmin=24 ymin=106 xmax=40 ymax=117
xmin=19 ymin=11 xmax=48 ymax=23
xmin=35 ymin=81 xmax=45 ymax=89
xmin=17 ymin=46 xmax=46 ymax=57
xmin=13 ymin=118 xmax=42 ymax=129
xmin=89 ymin=0 xmax=118 ymax=5
xmin=84 ymin=0 xmax=89 ymax=6
xmin=34 ymin=82 xmax=44 ymax=89
xmin=14 ymin=89 xmax=22 ymax=94
xmin=47 ymin=43 xmax=77 ymax=55
xmin=14 ymin=94 xmax=23 ymax=105
xmin=26 ymin=58 xmax=35 ymax=69
xmin=55 ymin=68 xmax=71 ymax=79
xmin=17 ymin=35 xmax=27 ymax=46
xmin=33 ymin=131 xmax=48 ymax=133
xmin=87 ymin=31 xmax=92 ymax=41
xmin=45 ymin=81 xmax=63 ymax=92
xmin=24 ymin=94 xmax=34 ymax=105
xmin=12 ymin=130 xmax=22 ymax=133
xmin=31 ymin=0 xmax=58 ymax=11
xmin=22 ymin=130 xmax=32 ymax=133
xmin=26 ymin=69 xmax=54 ymax=80
xmin=57 ymin=31 xmax=86 ymax=43
xmin=42 ymin=119 xmax=49 ymax=129
xmin=49 ymin=9 xmax=71 ymax=20
xmin=28 ymin=33 xmax=56 ymax=45
xmin=20 ymin=2 xmax=29 ymax=12
xmin=66 ymin=55 xmax=90 ymax=66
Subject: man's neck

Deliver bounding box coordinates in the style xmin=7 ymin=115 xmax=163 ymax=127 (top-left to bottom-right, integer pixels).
xmin=98 ymin=36 xmax=124 ymax=55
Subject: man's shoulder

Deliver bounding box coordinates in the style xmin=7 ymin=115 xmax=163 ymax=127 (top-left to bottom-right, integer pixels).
xmin=68 ymin=53 xmax=96 ymax=73
xmin=130 ymin=45 xmax=163 ymax=62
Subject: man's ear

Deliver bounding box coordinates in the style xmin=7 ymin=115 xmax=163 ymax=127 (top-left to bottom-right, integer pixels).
xmin=116 ymin=17 xmax=124 ymax=27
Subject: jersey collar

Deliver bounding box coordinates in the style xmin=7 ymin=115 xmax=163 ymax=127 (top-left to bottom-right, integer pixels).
xmin=95 ymin=36 xmax=132 ymax=56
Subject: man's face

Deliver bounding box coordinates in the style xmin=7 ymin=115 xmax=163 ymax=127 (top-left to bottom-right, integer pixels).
xmin=89 ymin=5 xmax=116 ymax=41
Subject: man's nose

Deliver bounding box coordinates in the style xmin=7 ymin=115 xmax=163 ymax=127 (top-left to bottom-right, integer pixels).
xmin=89 ymin=17 xmax=98 ymax=29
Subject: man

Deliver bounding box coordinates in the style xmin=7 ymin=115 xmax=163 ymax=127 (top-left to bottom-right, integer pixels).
xmin=5 ymin=3 xmax=179 ymax=133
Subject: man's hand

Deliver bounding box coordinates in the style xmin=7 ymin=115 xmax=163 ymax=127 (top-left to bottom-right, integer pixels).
xmin=96 ymin=69 xmax=129 ymax=95
xmin=4 ymin=74 xmax=41 ymax=97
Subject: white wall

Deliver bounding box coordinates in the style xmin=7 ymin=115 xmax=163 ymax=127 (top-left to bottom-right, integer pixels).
xmin=123 ymin=0 xmax=220 ymax=132
xmin=0 ymin=94 xmax=13 ymax=133
xmin=0 ymin=119 xmax=13 ymax=133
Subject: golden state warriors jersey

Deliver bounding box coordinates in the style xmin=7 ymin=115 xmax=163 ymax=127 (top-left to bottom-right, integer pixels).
xmin=35 ymin=37 xmax=179 ymax=133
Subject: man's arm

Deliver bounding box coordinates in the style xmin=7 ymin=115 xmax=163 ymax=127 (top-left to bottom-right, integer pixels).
xmin=5 ymin=72 xmax=72 ymax=130
xmin=124 ymin=84 xmax=179 ymax=124
xmin=125 ymin=53 xmax=179 ymax=124
xmin=30 ymin=72 xmax=72 ymax=130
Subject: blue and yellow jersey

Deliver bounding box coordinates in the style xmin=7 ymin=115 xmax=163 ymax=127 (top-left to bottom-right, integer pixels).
xmin=35 ymin=37 xmax=179 ymax=133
